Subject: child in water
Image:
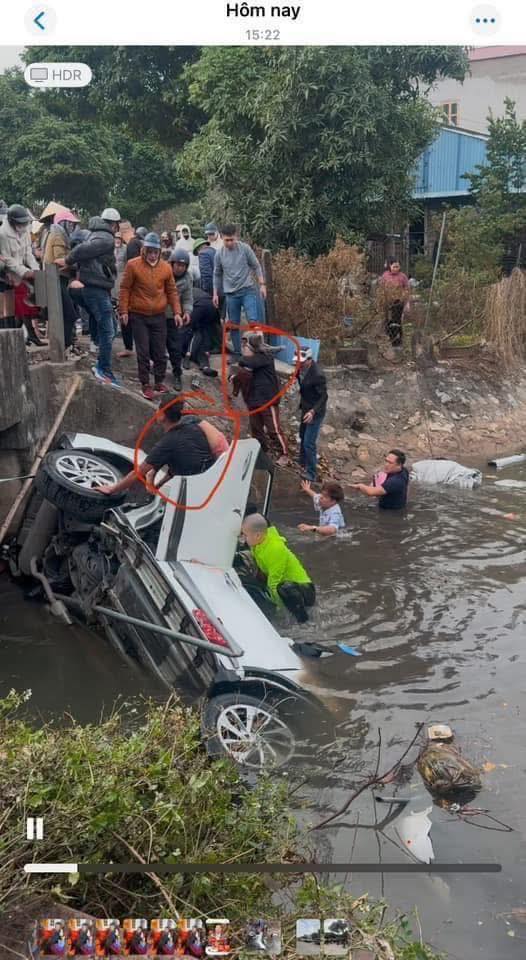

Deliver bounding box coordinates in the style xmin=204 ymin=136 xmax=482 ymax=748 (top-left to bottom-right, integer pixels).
xmin=298 ymin=480 xmax=345 ymax=536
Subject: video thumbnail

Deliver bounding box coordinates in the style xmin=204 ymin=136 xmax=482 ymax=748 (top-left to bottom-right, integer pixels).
xmin=1 ymin=22 xmax=525 ymax=960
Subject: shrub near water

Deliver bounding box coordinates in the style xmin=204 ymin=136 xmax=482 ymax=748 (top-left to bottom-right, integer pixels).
xmin=0 ymin=692 xmax=444 ymax=959
xmin=272 ymin=241 xmax=376 ymax=346
xmin=0 ymin=691 xmax=295 ymax=918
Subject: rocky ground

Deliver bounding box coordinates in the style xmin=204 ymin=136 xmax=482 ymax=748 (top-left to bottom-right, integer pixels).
xmin=28 ymin=338 xmax=526 ymax=484
xmin=296 ymin=353 xmax=526 ymax=482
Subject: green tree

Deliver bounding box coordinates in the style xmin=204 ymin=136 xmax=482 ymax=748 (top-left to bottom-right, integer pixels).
xmin=109 ymin=135 xmax=182 ymax=223
xmin=22 ymin=46 xmax=203 ymax=148
xmin=8 ymin=114 xmax=120 ymax=212
xmin=0 ymin=69 xmax=43 ymax=200
xmin=468 ymin=98 xmax=526 ymax=243
xmin=180 ymin=46 xmax=468 ymax=255
xmin=0 ymin=66 xmax=184 ymax=221
xmin=437 ymin=99 xmax=526 ymax=290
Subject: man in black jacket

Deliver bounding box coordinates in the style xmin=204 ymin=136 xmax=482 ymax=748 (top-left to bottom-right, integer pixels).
xmin=295 ymin=347 xmax=328 ymax=481
xmin=235 ymin=335 xmax=289 ymax=464
xmin=65 ymin=208 xmax=120 ymax=385
xmin=188 ymin=286 xmax=221 ymax=373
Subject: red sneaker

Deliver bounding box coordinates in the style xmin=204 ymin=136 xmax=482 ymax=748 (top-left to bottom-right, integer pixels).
xmin=154 ymin=383 xmax=168 ymax=393
xmin=141 ymin=384 xmax=155 ymax=400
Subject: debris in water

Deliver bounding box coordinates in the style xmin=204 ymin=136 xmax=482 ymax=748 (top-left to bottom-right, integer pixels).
xmin=427 ymin=723 xmax=453 ymax=742
xmin=337 ymin=643 xmax=361 ymax=656
xmin=417 ymin=725 xmax=482 ymax=803
xmin=494 ymin=479 xmax=526 ymax=489
xmin=482 ymin=761 xmax=496 ymax=773
xmin=395 ymin=806 xmax=434 ymax=863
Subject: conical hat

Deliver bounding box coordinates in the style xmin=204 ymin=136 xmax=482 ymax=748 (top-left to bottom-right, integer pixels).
xmin=40 ymin=201 xmax=69 ymax=221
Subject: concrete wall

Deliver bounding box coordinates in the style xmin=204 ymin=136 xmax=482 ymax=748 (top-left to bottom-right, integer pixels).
xmin=428 ymin=54 xmax=526 ymax=134
xmin=0 ymin=332 xmax=159 ymax=523
xmin=60 ymin=376 xmax=161 ymax=452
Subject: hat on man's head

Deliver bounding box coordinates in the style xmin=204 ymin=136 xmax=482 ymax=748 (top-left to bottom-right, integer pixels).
xmin=295 ymin=347 xmax=313 ymax=363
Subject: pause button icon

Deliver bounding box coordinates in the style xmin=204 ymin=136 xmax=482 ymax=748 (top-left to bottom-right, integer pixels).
xmin=26 ymin=817 xmax=44 ymax=840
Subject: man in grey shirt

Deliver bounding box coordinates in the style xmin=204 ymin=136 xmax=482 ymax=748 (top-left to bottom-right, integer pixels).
xmin=213 ymin=224 xmax=266 ymax=356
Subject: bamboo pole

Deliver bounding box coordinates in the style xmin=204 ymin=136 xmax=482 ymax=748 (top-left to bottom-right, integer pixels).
xmin=0 ymin=373 xmax=82 ymax=545
xmin=423 ymin=210 xmax=447 ymax=334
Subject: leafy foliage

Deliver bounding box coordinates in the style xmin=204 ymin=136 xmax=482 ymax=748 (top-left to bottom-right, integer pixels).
xmin=4 ymin=45 xmax=468 ymax=239
xmin=0 ymin=690 xmax=294 ymax=918
xmin=272 ymin=240 xmax=375 ymax=342
xmin=7 ymin=115 xmax=120 ymax=212
xmin=22 ymin=46 xmax=203 ymax=148
xmin=468 ymin=98 xmax=526 ymax=241
xmin=0 ymin=63 xmax=184 ymax=220
xmin=180 ymin=46 xmax=468 ymax=255
xmin=427 ymin=101 xmax=526 ymax=340
xmin=1 ymin=693 xmax=443 ymax=959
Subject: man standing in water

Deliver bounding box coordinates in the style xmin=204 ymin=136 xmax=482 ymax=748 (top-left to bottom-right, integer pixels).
xmin=352 ymin=449 xmax=409 ymax=509
xmin=241 ymin=512 xmax=315 ymax=623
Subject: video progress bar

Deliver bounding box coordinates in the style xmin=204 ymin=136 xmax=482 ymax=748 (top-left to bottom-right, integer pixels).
xmin=24 ymin=862 xmax=502 ymax=875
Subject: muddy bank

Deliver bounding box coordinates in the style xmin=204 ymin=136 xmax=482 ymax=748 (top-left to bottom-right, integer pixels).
xmin=107 ymin=345 xmax=526 ymax=479
xmin=3 ymin=340 xmax=526 ymax=524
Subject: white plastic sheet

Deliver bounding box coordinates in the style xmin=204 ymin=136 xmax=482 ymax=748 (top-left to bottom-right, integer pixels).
xmin=410 ymin=459 xmax=482 ymax=490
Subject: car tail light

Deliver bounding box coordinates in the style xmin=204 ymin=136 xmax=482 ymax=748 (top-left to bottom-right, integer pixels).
xmin=193 ymin=608 xmax=230 ymax=648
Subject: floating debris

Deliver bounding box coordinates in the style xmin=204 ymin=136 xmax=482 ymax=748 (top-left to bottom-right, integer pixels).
xmin=395 ymin=806 xmax=434 ymax=864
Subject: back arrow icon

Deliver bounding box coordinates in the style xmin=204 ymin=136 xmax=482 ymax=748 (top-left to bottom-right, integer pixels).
xmin=34 ymin=10 xmax=46 ymax=30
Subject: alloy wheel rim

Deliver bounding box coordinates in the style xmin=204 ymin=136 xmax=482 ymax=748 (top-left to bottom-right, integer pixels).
xmin=55 ymin=453 xmax=119 ymax=489
xmin=216 ymin=702 xmax=295 ymax=769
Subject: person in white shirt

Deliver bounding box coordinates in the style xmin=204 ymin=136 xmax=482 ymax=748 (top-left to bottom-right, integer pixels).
xmin=298 ymin=480 xmax=345 ymax=536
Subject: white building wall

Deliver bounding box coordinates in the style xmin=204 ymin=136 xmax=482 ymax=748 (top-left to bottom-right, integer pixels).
xmin=429 ymin=54 xmax=526 ymax=134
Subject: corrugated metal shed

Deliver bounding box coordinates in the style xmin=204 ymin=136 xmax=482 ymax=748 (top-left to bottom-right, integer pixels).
xmin=413 ymin=127 xmax=488 ymax=199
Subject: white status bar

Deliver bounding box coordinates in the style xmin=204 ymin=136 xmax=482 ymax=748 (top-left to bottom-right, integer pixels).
xmin=5 ymin=0 xmax=526 ymax=45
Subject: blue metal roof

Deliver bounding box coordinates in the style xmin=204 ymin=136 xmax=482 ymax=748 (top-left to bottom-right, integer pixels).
xmin=413 ymin=126 xmax=488 ymax=199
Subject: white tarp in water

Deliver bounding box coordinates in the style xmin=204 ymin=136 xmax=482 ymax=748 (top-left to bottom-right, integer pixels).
xmin=410 ymin=459 xmax=482 ymax=490
xmin=395 ymin=806 xmax=435 ymax=864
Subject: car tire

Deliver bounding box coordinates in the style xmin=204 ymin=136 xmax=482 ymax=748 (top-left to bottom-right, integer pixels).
xmin=201 ymin=691 xmax=298 ymax=771
xmin=35 ymin=449 xmax=126 ymax=522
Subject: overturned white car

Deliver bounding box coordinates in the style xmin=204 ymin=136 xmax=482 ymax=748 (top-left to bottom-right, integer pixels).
xmin=14 ymin=433 xmax=333 ymax=771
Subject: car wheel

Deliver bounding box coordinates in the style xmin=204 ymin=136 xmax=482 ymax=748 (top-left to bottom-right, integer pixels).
xmin=201 ymin=691 xmax=297 ymax=770
xmin=35 ymin=449 xmax=126 ymax=522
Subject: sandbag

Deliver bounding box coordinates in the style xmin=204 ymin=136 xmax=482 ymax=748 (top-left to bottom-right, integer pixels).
xmin=411 ymin=459 xmax=482 ymax=490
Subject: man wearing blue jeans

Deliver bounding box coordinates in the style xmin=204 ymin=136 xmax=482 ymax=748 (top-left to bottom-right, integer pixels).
xmin=212 ymin=224 xmax=266 ymax=356
xmin=295 ymin=348 xmax=328 ymax=482
xmin=65 ymin=208 xmax=120 ymax=385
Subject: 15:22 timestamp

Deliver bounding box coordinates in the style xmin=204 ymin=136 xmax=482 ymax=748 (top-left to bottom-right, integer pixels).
xmin=245 ymin=29 xmax=281 ymax=40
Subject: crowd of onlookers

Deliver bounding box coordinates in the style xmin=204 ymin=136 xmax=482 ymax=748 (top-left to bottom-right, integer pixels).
xmin=0 ymin=199 xmax=411 ymax=628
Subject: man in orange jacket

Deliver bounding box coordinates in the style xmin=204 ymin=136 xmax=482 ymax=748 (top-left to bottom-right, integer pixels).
xmin=119 ymin=231 xmax=181 ymax=400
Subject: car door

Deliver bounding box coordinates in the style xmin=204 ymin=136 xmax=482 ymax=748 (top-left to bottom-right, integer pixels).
xmin=155 ymin=438 xmax=260 ymax=569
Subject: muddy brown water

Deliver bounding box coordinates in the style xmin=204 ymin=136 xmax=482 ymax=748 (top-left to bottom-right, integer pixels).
xmin=1 ymin=462 xmax=525 ymax=959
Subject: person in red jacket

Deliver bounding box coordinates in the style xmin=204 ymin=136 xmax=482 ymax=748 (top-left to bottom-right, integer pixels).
xmin=119 ymin=232 xmax=181 ymax=400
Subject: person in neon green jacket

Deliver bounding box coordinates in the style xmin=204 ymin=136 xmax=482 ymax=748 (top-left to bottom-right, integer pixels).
xmin=241 ymin=513 xmax=316 ymax=623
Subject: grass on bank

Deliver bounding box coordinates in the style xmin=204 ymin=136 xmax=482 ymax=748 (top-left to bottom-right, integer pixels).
xmin=0 ymin=690 xmax=443 ymax=959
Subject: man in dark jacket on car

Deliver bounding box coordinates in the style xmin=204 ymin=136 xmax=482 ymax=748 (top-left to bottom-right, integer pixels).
xmin=65 ymin=207 xmax=121 ymax=385
xmin=295 ymin=347 xmax=328 ymax=481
